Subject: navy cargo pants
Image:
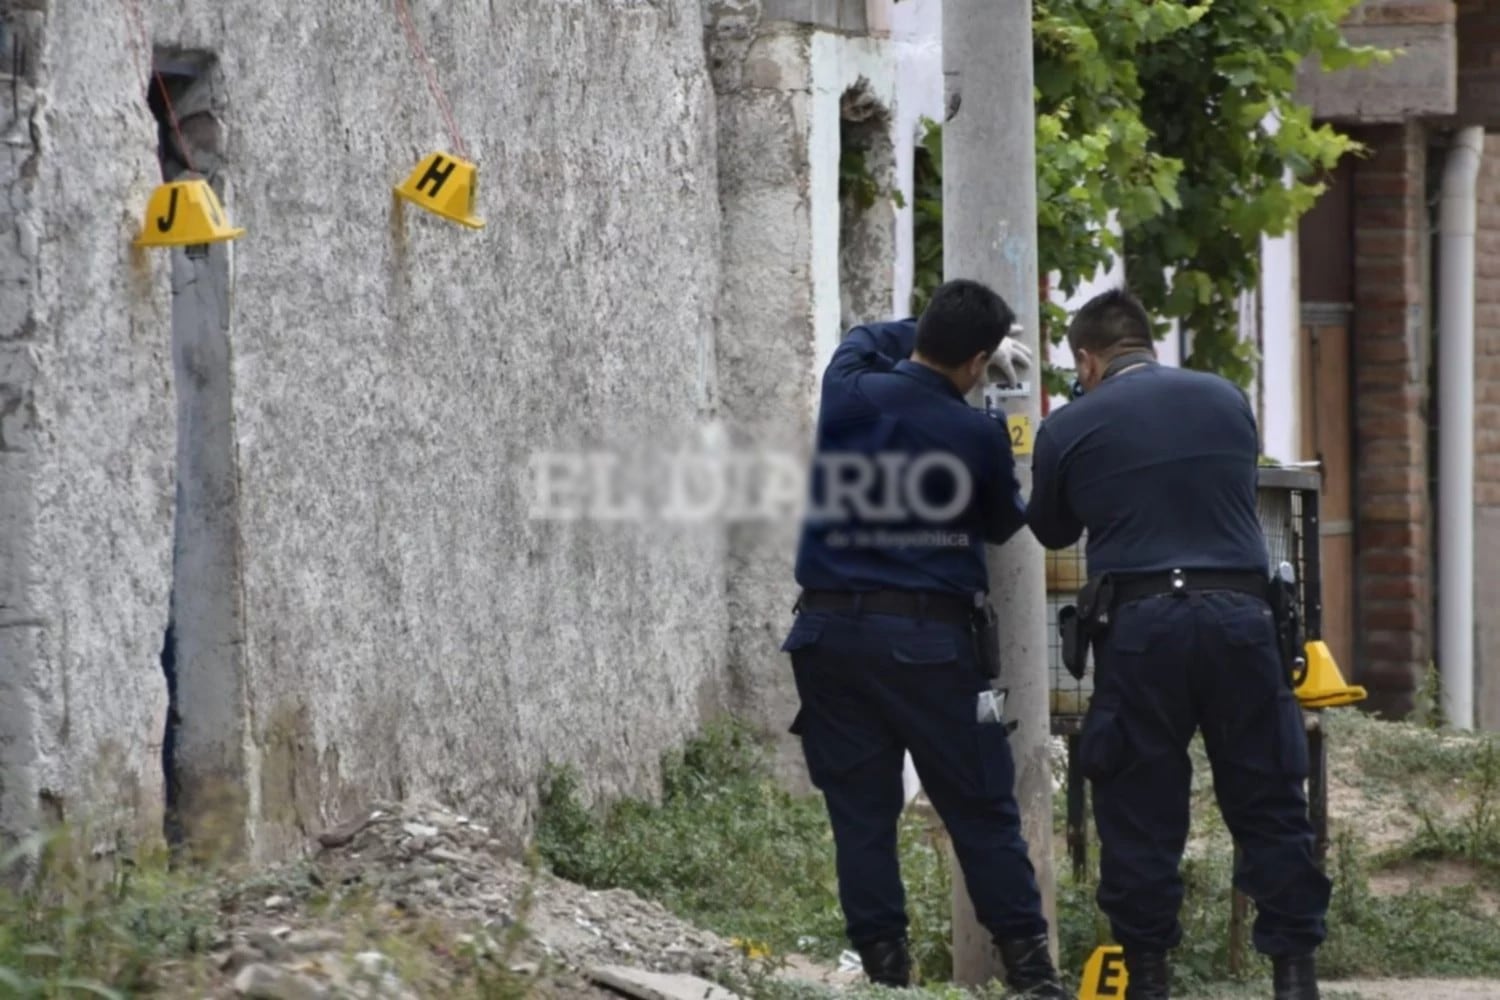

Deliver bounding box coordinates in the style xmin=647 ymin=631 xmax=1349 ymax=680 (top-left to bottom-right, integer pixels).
xmin=1080 ymin=590 xmax=1332 ymax=957
xmin=781 ymin=610 xmax=1049 ymax=947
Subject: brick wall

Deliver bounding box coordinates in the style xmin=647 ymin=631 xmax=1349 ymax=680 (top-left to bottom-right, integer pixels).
xmin=1475 ymin=139 xmax=1500 ymax=499
xmin=1475 ymin=132 xmax=1500 ymax=728
xmin=1457 ymin=1 xmax=1500 ymax=124
xmin=1351 ymin=121 xmax=1433 ymax=717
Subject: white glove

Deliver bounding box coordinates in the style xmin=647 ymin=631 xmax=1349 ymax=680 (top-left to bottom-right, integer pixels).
xmin=987 ymin=334 xmax=1033 ymax=387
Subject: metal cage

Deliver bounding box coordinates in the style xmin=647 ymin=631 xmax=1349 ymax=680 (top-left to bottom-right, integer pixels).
xmin=1048 ymin=467 xmax=1324 ymax=732
xmin=1053 ymin=467 xmax=1331 ymax=890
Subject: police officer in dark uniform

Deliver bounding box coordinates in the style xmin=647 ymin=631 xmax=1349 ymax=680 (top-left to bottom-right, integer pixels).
xmin=1026 ymin=289 xmax=1331 ymax=1000
xmin=782 ymin=279 xmax=1066 ymax=997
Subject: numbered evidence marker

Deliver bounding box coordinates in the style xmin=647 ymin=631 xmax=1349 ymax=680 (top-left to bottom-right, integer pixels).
xmin=1078 ymin=945 xmax=1128 ymax=1000
xmin=394 ymin=151 xmax=485 ymax=229
xmin=134 ymin=179 xmax=245 ymax=248
xmin=1007 ymin=414 xmax=1034 ymax=457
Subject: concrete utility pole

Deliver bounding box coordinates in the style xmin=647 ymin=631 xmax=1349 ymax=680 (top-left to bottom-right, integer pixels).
xmin=941 ymin=0 xmax=1057 ymax=985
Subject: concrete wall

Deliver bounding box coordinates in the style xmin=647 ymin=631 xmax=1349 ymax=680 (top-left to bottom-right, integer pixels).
xmin=708 ymin=7 xmax=817 ymax=787
xmin=0 ymin=2 xmax=176 ymax=852
xmin=1260 ymin=152 xmax=1305 ymax=466
xmin=3 ymin=0 xmax=729 ymax=859
xmin=708 ymin=1 xmax=897 ymax=785
xmin=1298 ymin=0 xmax=1457 ymax=123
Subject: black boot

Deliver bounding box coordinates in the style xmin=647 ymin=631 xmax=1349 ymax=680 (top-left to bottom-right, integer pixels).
xmin=1122 ymin=950 xmax=1170 ymax=1000
xmin=995 ymin=935 xmax=1068 ymax=999
xmin=1272 ymin=954 xmax=1319 ymax=1000
xmin=856 ymin=936 xmax=911 ymax=988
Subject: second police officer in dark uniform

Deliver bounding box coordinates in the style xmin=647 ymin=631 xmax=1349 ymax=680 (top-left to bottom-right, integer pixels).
xmin=782 ymin=279 xmax=1067 ymax=997
xmin=1026 ymin=289 xmax=1331 ymax=1000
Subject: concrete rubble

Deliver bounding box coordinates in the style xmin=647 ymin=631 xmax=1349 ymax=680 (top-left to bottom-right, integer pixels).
xmin=177 ymin=799 xmax=768 ymax=998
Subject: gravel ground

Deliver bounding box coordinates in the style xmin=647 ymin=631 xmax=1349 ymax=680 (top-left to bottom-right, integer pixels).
xmin=141 ymin=796 xmax=1500 ymax=999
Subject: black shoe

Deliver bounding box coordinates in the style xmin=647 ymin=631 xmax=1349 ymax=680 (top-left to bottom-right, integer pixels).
xmin=1123 ymin=950 xmax=1170 ymax=1000
xmin=1273 ymin=954 xmax=1319 ymax=1000
xmin=995 ymin=935 xmax=1068 ymax=999
xmin=856 ymin=936 xmax=911 ymax=988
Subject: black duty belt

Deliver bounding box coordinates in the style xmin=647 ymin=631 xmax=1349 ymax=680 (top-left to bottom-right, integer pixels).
xmin=796 ymin=589 xmax=974 ymax=627
xmin=1109 ymin=569 xmax=1268 ymax=609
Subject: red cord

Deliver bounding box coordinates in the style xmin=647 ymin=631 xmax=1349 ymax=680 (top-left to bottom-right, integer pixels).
xmin=152 ymin=65 xmax=199 ymax=175
xmin=121 ymin=0 xmax=199 ymax=175
xmin=393 ymin=0 xmax=470 ymax=161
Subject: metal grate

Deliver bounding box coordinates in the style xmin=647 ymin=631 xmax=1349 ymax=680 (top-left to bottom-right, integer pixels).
xmin=1048 ymin=467 xmax=1323 ymax=735
xmin=1047 ymin=539 xmax=1090 ymax=732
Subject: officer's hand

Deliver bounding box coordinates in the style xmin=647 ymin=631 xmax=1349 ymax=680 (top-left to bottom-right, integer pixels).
xmin=987 ymin=336 xmax=1033 ymax=387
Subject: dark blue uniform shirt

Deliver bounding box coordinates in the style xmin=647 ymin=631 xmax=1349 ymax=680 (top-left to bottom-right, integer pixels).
xmin=794 ymin=320 xmax=1026 ymax=596
xmin=1025 ymin=361 xmax=1268 ymax=574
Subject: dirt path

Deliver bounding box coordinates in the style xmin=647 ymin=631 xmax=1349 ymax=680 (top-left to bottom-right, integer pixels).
xmin=1185 ymin=981 xmax=1500 ymax=999
xmin=1324 ymin=982 xmax=1500 ymax=999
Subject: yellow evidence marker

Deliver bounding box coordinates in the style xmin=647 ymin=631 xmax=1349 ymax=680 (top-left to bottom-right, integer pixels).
xmin=1295 ymin=639 xmax=1368 ymax=709
xmin=1007 ymin=414 xmax=1034 ymax=457
xmin=394 ymin=151 xmax=485 ymax=229
xmin=134 ymin=179 xmax=244 ymax=248
xmin=1078 ymin=945 xmax=1128 ymax=1000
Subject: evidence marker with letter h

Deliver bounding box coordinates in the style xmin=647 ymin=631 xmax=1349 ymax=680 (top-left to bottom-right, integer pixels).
xmin=395 ymin=151 xmax=485 ymax=229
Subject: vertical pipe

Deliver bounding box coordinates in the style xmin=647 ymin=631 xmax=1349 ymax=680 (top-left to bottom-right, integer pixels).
xmin=1438 ymin=127 xmax=1485 ymax=730
xmin=942 ymin=0 xmax=1056 ymax=981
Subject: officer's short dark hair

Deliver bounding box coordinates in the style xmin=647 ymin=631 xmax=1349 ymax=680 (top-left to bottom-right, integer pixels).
xmin=915 ymin=279 xmax=1017 ymax=368
xmin=1067 ymin=288 xmax=1154 ymax=355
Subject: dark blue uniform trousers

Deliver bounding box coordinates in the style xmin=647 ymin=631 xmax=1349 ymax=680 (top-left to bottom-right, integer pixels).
xmin=1080 ymin=591 xmax=1332 ymax=957
xmin=782 ymin=610 xmax=1049 ymax=947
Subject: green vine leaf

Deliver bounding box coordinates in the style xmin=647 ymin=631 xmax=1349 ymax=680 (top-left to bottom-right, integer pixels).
xmin=909 ymin=0 xmax=1384 ymax=388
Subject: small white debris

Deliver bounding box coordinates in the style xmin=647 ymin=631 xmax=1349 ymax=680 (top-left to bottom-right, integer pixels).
xmin=286 ymin=929 xmax=344 ymax=954
xmin=354 ymin=951 xmax=394 ymax=978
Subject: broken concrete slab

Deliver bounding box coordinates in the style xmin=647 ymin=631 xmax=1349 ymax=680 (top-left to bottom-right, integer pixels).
xmin=589 ymin=964 xmax=742 ymax=1000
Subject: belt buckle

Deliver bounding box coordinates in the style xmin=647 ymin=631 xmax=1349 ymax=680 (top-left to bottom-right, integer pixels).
xmin=1170 ymin=568 xmax=1187 ymax=597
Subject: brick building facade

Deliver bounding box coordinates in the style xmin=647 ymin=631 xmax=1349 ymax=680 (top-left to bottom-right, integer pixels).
xmin=1351 ymin=121 xmax=1434 ymax=716
xmin=1296 ymin=0 xmax=1500 ymax=719
xmin=1476 ymin=133 xmax=1500 ymax=724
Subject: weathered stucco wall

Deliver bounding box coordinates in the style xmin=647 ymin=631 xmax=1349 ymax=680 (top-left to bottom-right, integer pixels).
xmin=3 ymin=0 xmax=729 ymax=859
xmin=165 ymin=0 xmax=727 ymax=859
xmin=0 ymin=2 xmax=176 ymax=851
xmin=708 ymin=1 xmax=896 ymax=786
xmin=709 ymin=5 xmax=819 ymax=785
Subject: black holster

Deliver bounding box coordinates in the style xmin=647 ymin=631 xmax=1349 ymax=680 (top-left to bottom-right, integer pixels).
xmin=1267 ymin=575 xmax=1305 ymax=687
xmin=973 ymin=601 xmax=1002 ymax=680
xmin=1059 ymin=575 xmax=1114 ymax=681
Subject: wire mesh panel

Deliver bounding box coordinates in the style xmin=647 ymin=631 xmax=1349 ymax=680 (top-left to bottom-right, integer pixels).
xmin=1259 ymin=467 xmax=1323 ymax=641
xmin=1047 ymin=467 xmax=1324 ymax=735
xmin=1047 ymin=539 xmax=1090 ymax=730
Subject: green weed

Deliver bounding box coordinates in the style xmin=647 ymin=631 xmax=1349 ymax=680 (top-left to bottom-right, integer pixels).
xmin=542 ymin=714 xmax=1500 ymax=993
xmin=0 ymin=830 xmax=217 ymax=997
xmin=537 ymin=720 xmax=960 ymax=982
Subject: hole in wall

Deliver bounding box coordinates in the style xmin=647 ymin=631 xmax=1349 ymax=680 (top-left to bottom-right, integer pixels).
xmin=909 ymin=127 xmax=942 ymax=316
xmin=145 ymin=47 xmax=248 ymax=854
xmin=838 ymin=81 xmax=896 ymax=330
xmin=160 ymin=622 xmax=182 ymax=848
xmin=147 ymin=50 xmax=224 ymax=184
